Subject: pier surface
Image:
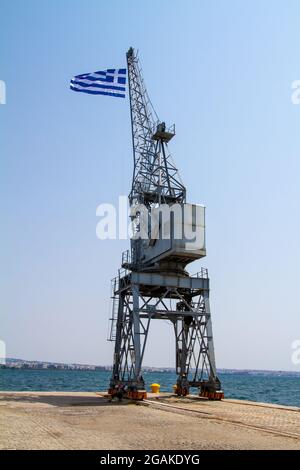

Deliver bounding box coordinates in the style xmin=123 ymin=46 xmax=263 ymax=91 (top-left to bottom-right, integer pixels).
xmin=0 ymin=391 xmax=299 ymax=450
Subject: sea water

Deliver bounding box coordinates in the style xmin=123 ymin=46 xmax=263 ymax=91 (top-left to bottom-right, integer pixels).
xmin=0 ymin=369 xmax=300 ymax=407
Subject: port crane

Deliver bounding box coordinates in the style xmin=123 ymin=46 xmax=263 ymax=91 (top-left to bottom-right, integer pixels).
xmin=108 ymin=48 xmax=223 ymax=400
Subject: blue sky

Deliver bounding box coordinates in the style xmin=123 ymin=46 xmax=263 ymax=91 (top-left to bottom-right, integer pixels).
xmin=1 ymin=0 xmax=300 ymax=370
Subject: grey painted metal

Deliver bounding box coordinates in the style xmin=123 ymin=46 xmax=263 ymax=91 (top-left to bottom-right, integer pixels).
xmin=108 ymin=48 xmax=222 ymax=396
xmin=132 ymin=283 xmax=142 ymax=381
xmin=126 ymin=48 xmax=185 ymax=208
xmin=130 ymin=271 xmax=209 ymax=291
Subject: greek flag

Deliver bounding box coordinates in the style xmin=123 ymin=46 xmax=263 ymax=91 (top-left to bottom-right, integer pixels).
xmin=70 ymin=68 xmax=126 ymax=98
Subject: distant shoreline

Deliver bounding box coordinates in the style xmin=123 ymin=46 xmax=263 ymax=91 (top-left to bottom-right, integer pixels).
xmin=1 ymin=358 xmax=300 ymax=376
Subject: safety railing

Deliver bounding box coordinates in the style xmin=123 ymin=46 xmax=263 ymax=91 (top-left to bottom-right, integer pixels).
xmin=191 ymin=267 xmax=208 ymax=279
xmin=121 ymin=249 xmax=131 ymax=266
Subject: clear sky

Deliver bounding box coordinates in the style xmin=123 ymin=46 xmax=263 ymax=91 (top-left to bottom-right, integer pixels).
xmin=1 ymin=0 xmax=300 ymax=371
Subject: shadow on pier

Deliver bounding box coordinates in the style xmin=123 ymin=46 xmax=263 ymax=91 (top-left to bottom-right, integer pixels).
xmin=0 ymin=392 xmax=129 ymax=408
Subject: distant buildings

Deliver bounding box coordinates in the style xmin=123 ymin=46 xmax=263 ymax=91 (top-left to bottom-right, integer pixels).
xmin=1 ymin=358 xmax=112 ymax=371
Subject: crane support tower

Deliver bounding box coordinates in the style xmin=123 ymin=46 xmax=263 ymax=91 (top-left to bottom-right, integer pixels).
xmin=108 ymin=48 xmax=223 ymax=400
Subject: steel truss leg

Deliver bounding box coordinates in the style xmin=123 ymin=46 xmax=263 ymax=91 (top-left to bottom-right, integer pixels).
xmin=172 ymin=288 xmax=222 ymax=397
xmin=109 ymin=280 xmax=223 ymax=400
xmin=110 ymin=285 xmax=150 ymax=393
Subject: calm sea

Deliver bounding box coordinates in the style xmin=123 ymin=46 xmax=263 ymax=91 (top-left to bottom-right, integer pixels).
xmin=0 ymin=369 xmax=300 ymax=408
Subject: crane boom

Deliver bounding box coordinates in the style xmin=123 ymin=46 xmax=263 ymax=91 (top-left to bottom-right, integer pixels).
xmin=126 ymin=48 xmax=186 ymax=206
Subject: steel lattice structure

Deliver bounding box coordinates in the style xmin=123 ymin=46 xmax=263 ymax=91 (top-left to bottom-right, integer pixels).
xmin=108 ymin=48 xmax=223 ymax=399
xmin=127 ymin=48 xmax=185 ymax=207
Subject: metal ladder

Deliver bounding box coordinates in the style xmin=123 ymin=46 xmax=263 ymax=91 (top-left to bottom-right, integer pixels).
xmin=108 ymin=277 xmax=119 ymax=341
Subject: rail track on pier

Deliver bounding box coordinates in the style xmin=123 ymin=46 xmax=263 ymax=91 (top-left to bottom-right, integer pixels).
xmin=140 ymin=396 xmax=300 ymax=441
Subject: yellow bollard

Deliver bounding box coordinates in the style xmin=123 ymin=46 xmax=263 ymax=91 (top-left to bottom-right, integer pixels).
xmin=151 ymin=383 xmax=160 ymax=393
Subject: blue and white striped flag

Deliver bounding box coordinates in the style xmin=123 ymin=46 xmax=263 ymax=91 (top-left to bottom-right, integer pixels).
xmin=70 ymin=68 xmax=126 ymax=98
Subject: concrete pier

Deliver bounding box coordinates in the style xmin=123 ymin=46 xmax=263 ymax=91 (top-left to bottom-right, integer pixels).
xmin=0 ymin=391 xmax=299 ymax=450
